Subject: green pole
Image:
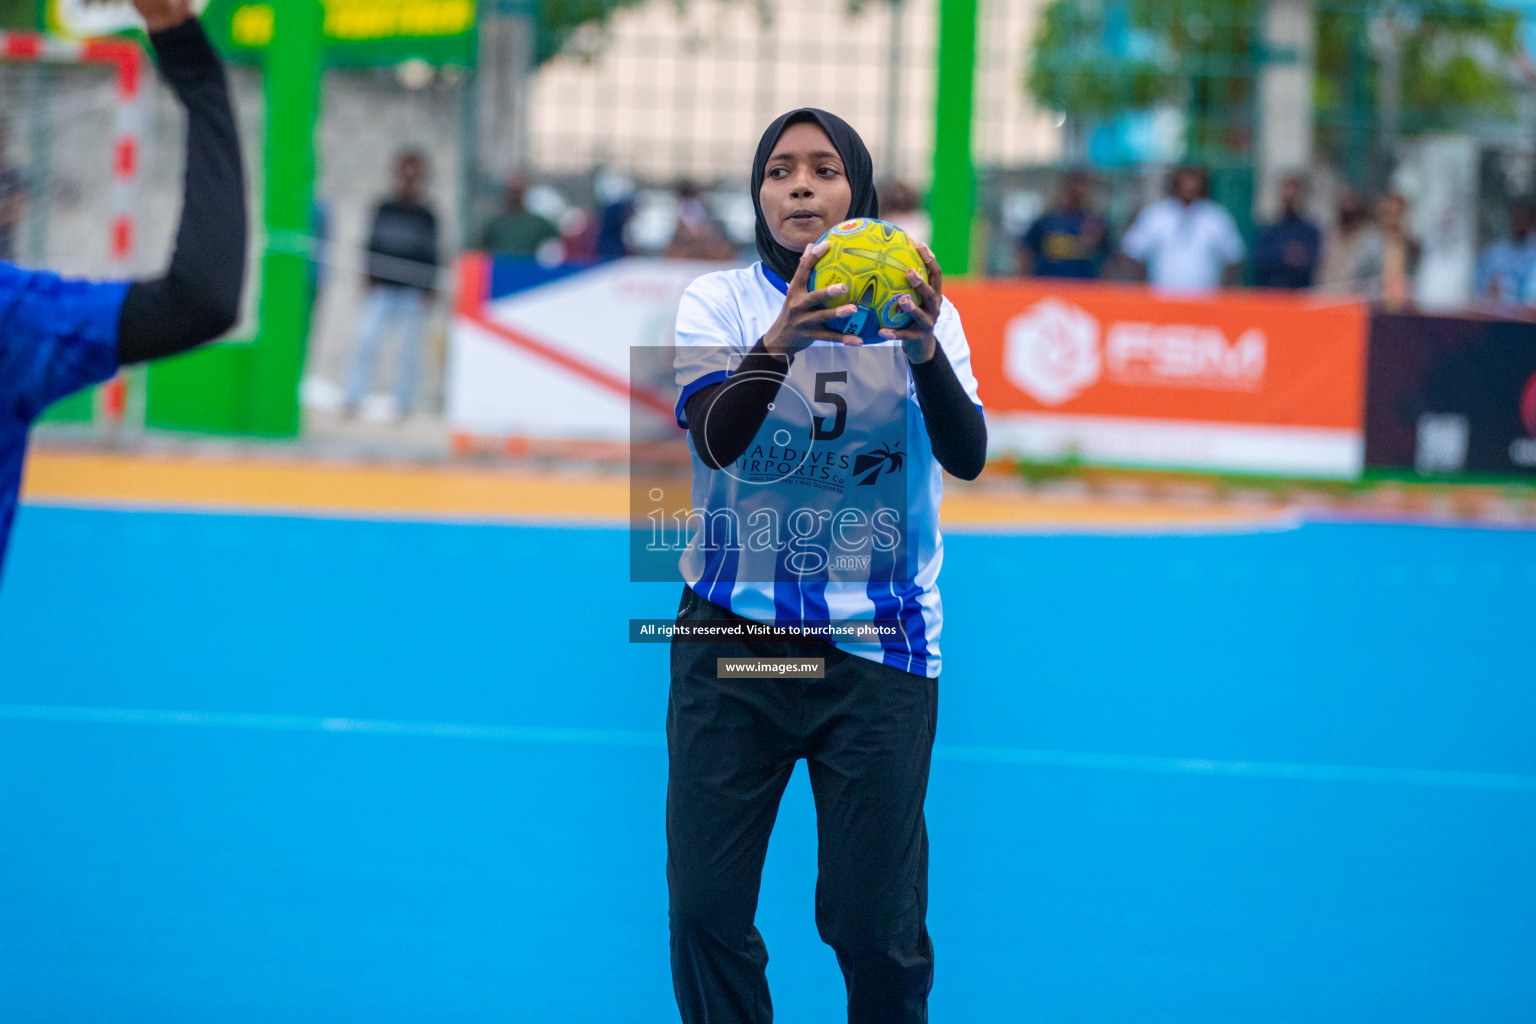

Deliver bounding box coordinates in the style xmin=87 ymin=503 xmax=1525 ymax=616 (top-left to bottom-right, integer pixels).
xmin=930 ymin=0 xmax=977 ymax=275
xmin=249 ymin=0 xmax=323 ymax=436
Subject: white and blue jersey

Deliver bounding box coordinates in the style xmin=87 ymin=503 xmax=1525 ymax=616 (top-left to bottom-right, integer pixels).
xmin=0 ymin=263 xmax=127 ymax=571
xmin=673 ymin=263 xmax=982 ymax=679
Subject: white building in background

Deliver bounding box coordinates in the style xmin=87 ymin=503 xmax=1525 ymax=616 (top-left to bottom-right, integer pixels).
xmin=519 ymin=0 xmax=1060 ymax=188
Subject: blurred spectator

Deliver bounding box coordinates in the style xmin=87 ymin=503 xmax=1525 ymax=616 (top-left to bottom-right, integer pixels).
xmin=882 ymin=179 xmax=931 ymax=245
xmin=1317 ymin=192 xmax=1372 ymax=293
xmin=1121 ymin=166 xmax=1244 ymax=295
xmin=1016 ymin=170 xmax=1111 ymax=280
xmin=587 ymin=168 xmax=637 ymax=262
xmin=1252 ymin=174 xmax=1322 ymax=290
xmin=1475 ymin=197 xmax=1536 ymax=306
xmin=0 ymin=117 xmax=26 ymax=262
xmin=1353 ymin=192 xmax=1419 ymax=307
xmin=479 ymin=173 xmax=561 ymax=259
xmin=344 ymin=149 xmax=438 ymax=419
xmin=664 ymin=180 xmax=735 ymax=260
xmin=595 ymin=196 xmax=635 ymax=261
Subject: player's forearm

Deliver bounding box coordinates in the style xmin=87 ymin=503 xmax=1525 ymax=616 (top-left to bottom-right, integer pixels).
xmin=685 ymin=339 xmax=790 ymax=470
xmin=117 ymin=17 xmax=246 ymax=365
xmin=911 ymin=344 xmax=986 ymax=480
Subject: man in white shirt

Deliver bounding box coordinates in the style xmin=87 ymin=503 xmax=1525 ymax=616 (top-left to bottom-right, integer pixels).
xmin=1474 ymin=198 xmax=1536 ymax=306
xmin=1121 ymin=166 xmax=1246 ymax=295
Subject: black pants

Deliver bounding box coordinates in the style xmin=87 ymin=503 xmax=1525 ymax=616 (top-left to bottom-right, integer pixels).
xmin=667 ymin=586 xmax=937 ymax=1024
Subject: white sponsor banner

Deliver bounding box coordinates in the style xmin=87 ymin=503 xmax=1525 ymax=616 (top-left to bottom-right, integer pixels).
xmin=989 ymin=412 xmax=1364 ymax=479
xmin=447 ymin=257 xmax=732 ymax=441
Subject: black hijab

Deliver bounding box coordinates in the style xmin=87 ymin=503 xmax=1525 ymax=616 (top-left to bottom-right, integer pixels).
xmin=752 ymin=108 xmax=879 ymax=283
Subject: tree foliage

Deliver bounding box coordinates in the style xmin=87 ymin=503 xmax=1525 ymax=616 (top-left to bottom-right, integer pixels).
xmin=1026 ymin=0 xmax=1522 ymax=156
xmin=1026 ymin=0 xmax=1260 ymax=158
xmin=537 ymin=0 xmax=885 ymax=67
xmin=533 ymin=0 xmax=655 ymax=65
xmin=1316 ymin=0 xmax=1520 ymax=129
xmin=0 ymin=0 xmax=34 ymax=30
xmin=1027 ymin=0 xmax=1158 ymax=115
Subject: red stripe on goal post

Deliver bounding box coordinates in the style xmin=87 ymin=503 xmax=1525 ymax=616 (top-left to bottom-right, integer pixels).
xmin=114 ymin=138 xmax=137 ymax=178
xmin=110 ymin=216 xmax=134 ymax=261
xmin=1 ymin=34 xmax=42 ymax=59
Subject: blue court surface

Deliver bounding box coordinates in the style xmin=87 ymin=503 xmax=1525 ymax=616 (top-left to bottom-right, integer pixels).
xmin=2 ymin=504 xmax=1534 ymax=1022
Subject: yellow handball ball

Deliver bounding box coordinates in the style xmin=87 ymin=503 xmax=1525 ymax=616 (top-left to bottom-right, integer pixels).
xmin=808 ymin=218 xmax=927 ymax=330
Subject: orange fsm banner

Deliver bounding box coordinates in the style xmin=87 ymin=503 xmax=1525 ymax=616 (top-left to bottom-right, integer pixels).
xmin=943 ymin=280 xmax=1370 ymax=478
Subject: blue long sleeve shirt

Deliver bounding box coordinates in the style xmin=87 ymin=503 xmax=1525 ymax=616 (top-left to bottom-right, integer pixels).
xmin=0 ymin=18 xmax=243 ymax=578
xmin=0 ymin=264 xmax=127 ymax=569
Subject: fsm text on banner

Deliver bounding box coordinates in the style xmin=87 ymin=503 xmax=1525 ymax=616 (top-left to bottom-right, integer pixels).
xmin=947 ymin=280 xmax=1370 ymax=478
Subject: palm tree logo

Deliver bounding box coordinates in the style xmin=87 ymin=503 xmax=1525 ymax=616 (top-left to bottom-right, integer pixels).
xmin=853 ymin=441 xmax=904 ymax=486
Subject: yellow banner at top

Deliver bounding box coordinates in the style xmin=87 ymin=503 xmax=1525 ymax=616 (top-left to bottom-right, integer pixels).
xmin=228 ymin=0 xmax=471 ymax=47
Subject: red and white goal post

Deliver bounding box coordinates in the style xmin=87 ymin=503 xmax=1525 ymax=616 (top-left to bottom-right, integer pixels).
xmin=1 ymin=30 xmax=148 ymax=421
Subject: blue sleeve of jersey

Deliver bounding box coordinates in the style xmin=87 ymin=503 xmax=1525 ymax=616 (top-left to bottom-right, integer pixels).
xmin=675 ymin=370 xmax=730 ymax=429
xmin=0 ymin=264 xmax=128 ymax=423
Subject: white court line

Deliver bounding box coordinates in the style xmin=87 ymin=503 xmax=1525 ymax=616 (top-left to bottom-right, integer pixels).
xmin=2 ymin=703 xmax=1533 ymax=793
xmin=0 ymin=704 xmax=663 ymax=749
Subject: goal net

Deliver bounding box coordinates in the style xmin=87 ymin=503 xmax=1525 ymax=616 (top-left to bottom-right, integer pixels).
xmin=1 ymin=30 xmax=151 ymax=422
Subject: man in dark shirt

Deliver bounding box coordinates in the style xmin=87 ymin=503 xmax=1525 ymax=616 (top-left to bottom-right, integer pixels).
xmin=1252 ymin=174 xmax=1322 ymax=290
xmin=479 ymin=173 xmax=560 ymax=259
xmin=1017 ymin=171 xmax=1111 ymax=280
xmin=345 ymin=149 xmax=438 ymax=419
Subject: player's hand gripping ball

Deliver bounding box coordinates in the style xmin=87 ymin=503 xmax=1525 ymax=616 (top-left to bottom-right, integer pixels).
xmin=809 ymin=218 xmax=928 ymax=331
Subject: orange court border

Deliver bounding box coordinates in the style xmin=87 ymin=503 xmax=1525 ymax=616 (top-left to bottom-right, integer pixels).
xmin=20 ymin=450 xmax=1287 ymax=532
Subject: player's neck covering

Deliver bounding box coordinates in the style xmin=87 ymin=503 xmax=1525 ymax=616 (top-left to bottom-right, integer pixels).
xmin=752 ymin=108 xmax=879 ymax=284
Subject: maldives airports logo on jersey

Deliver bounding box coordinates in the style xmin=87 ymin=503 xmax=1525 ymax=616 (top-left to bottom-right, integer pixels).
xmin=734 ymin=438 xmax=852 ymax=489
xmin=852 ymin=441 xmax=904 ymax=485
xmin=736 ymin=437 xmax=906 ymax=491
xmin=1004 ymin=298 xmax=1267 ymax=407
